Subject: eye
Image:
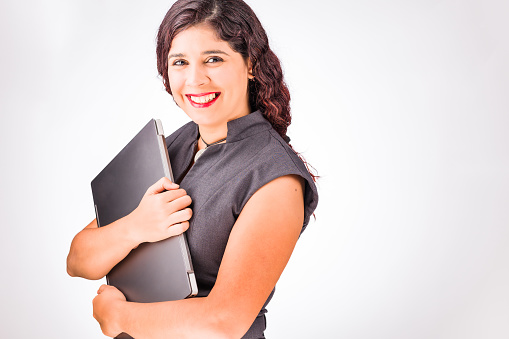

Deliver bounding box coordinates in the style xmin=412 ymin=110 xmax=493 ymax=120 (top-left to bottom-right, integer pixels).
xmin=205 ymin=56 xmax=223 ymax=64
xmin=172 ymin=59 xmax=187 ymax=66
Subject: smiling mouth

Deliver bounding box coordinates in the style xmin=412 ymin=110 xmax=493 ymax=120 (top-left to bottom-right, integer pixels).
xmin=186 ymin=92 xmax=221 ymax=107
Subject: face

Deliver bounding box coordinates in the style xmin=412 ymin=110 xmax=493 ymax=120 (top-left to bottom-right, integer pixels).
xmin=167 ymin=23 xmax=253 ymax=130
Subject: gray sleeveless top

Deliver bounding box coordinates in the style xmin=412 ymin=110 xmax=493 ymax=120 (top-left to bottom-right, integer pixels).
xmin=165 ymin=111 xmax=318 ymax=338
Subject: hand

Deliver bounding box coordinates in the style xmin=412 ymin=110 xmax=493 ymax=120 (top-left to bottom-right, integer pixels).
xmin=93 ymin=285 xmax=127 ymax=337
xmin=126 ymin=177 xmax=192 ymax=244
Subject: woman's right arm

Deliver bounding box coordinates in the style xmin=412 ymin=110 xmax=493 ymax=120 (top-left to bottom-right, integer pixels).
xmin=66 ymin=177 xmax=193 ymax=280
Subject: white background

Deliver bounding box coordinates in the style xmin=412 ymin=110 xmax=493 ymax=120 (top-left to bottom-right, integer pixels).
xmin=1 ymin=0 xmax=508 ymax=338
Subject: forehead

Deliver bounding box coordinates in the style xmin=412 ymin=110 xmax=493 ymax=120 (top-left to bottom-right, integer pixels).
xmin=169 ymin=23 xmax=232 ymax=54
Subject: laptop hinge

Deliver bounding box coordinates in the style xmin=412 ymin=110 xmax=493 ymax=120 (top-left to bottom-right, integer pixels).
xmin=155 ymin=119 xmax=164 ymax=136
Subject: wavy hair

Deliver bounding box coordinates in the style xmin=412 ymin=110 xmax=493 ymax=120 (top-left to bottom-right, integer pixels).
xmin=156 ymin=0 xmax=317 ymax=181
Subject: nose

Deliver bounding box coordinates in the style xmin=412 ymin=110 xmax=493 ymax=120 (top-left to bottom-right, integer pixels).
xmin=185 ymin=64 xmax=209 ymax=87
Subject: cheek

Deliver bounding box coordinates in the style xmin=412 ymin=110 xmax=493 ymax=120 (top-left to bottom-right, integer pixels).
xmin=232 ymin=64 xmax=250 ymax=89
xmin=231 ymin=73 xmax=249 ymax=97
xmin=168 ymin=73 xmax=185 ymax=97
xmin=212 ymin=67 xmax=248 ymax=93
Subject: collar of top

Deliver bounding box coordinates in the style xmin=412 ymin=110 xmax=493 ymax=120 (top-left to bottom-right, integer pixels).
xmin=191 ymin=110 xmax=271 ymax=144
xmin=225 ymin=110 xmax=272 ymax=143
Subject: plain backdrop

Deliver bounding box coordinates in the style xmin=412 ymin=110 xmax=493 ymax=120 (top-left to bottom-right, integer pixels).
xmin=1 ymin=0 xmax=508 ymax=338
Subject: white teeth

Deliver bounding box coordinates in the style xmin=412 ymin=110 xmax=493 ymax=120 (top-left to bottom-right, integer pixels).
xmin=190 ymin=93 xmax=217 ymax=104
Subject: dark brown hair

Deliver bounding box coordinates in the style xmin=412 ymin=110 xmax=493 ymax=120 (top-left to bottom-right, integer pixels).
xmin=156 ymin=0 xmax=317 ymax=180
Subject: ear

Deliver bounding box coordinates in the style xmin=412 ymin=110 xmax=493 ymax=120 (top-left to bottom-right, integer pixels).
xmin=247 ymin=59 xmax=254 ymax=79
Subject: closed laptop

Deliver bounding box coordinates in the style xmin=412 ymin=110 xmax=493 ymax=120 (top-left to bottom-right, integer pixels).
xmin=91 ymin=119 xmax=198 ymax=304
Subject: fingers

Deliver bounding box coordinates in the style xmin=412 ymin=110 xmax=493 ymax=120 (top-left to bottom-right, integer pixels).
xmin=146 ymin=177 xmax=179 ymax=195
xmin=132 ymin=178 xmax=193 ymax=243
xmin=159 ymin=188 xmax=189 ymax=203
xmin=166 ymin=208 xmax=193 ymax=226
xmin=160 ymin=191 xmax=193 ymax=214
xmin=97 ymin=284 xmax=108 ymax=294
xmin=153 ymin=189 xmax=192 ymax=216
xmin=166 ymin=221 xmax=190 ymax=237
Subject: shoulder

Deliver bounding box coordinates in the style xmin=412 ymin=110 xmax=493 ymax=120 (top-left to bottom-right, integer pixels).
xmin=165 ymin=120 xmax=197 ymax=149
xmin=164 ymin=121 xmax=199 ymax=182
xmin=235 ymin=125 xmax=319 ymax=231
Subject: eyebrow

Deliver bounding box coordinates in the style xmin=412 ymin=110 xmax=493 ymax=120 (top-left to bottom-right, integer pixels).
xmin=167 ymin=53 xmax=185 ymax=59
xmin=203 ymin=50 xmax=229 ymax=56
xmin=167 ymin=50 xmax=230 ymax=59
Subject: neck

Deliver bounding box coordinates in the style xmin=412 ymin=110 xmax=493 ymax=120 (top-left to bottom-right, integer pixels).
xmin=197 ymin=124 xmax=228 ymax=151
xmin=196 ymin=107 xmax=251 ymax=150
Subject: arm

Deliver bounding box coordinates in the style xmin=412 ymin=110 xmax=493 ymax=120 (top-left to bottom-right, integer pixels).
xmin=93 ymin=174 xmax=305 ymax=338
xmin=67 ymin=177 xmax=193 ymax=280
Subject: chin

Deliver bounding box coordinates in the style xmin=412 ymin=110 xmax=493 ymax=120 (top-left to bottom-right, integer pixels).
xmin=184 ymin=108 xmax=223 ymax=127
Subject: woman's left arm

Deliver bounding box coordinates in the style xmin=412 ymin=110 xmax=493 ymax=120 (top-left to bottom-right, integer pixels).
xmin=93 ymin=174 xmax=305 ymax=339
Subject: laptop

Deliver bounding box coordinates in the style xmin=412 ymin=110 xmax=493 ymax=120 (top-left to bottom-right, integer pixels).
xmin=91 ymin=119 xmax=198 ymax=305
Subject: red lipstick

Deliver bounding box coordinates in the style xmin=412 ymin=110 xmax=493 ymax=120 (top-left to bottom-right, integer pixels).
xmin=186 ymin=92 xmax=221 ymax=108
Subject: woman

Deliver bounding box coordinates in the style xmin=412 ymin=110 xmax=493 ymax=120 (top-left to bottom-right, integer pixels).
xmin=67 ymin=0 xmax=318 ymax=337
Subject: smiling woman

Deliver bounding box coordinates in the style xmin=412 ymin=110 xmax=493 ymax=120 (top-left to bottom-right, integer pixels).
xmin=166 ymin=23 xmax=253 ymax=137
xmin=66 ymin=0 xmax=318 ymax=338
